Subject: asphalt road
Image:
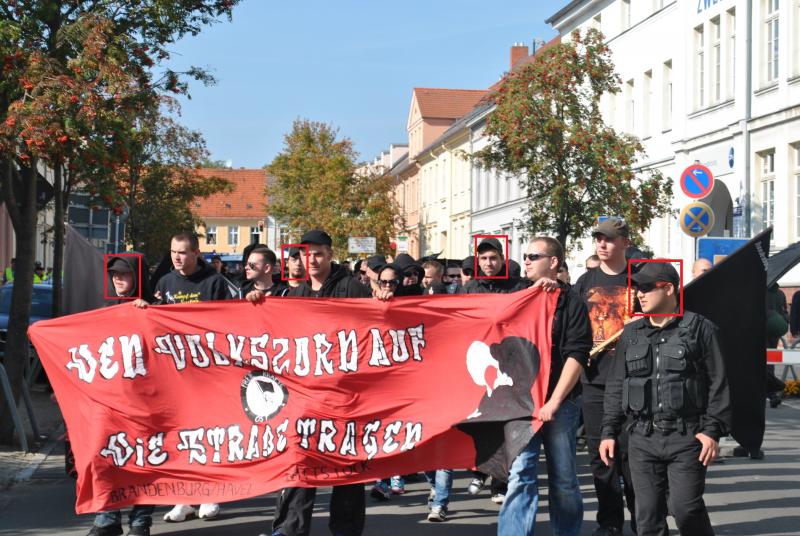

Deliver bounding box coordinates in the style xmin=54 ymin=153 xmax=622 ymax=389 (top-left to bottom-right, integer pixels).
xmin=1 ymin=402 xmax=798 ymax=536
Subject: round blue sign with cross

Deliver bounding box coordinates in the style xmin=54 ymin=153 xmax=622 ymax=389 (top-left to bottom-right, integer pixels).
xmin=680 ymin=201 xmax=715 ymax=237
xmin=680 ymin=164 xmax=715 ymax=199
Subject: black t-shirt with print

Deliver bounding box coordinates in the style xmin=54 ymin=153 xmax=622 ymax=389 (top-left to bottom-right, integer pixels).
xmin=573 ymin=267 xmax=631 ymax=386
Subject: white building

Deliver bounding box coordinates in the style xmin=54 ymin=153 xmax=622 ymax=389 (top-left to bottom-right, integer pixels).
xmin=547 ymin=0 xmax=800 ymax=283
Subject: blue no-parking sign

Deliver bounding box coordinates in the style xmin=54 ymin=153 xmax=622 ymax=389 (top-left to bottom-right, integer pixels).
xmin=697 ymin=237 xmax=749 ymax=265
xmin=680 ymin=164 xmax=715 ymax=199
xmin=680 ymin=202 xmax=715 ymax=238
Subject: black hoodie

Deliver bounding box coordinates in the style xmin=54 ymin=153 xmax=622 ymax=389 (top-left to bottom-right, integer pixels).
xmin=105 ymin=253 xmax=154 ymax=306
xmin=289 ymin=262 xmax=371 ymax=299
xmin=155 ymin=259 xmax=232 ymax=304
xmin=459 ymin=265 xmax=528 ymax=294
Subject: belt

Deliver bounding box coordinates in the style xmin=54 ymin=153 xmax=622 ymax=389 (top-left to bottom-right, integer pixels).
xmin=633 ymin=417 xmax=700 ymax=436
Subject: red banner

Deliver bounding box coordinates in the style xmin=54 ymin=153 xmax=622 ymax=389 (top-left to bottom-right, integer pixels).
xmin=29 ymin=288 xmax=556 ymax=513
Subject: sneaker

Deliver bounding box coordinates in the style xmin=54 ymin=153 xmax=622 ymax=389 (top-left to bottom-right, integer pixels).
xmin=389 ymin=475 xmax=405 ymax=494
xmin=87 ymin=526 xmax=123 ymax=536
xmin=427 ymin=505 xmax=447 ymax=522
xmin=198 ymin=503 xmax=220 ymax=519
xmin=127 ymin=527 xmax=150 ymax=536
xmin=163 ymin=504 xmax=196 ymax=522
xmin=370 ymin=481 xmax=391 ymax=501
xmin=467 ymin=477 xmax=485 ymax=495
xmin=491 ymin=493 xmax=505 ymax=504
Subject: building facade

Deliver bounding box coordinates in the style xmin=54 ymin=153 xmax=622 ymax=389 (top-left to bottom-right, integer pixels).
xmin=547 ymin=0 xmax=800 ymax=282
xmin=192 ymin=168 xmax=270 ymax=254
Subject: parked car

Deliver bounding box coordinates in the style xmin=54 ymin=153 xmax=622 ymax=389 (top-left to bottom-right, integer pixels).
xmin=0 ymin=283 xmax=53 ymax=359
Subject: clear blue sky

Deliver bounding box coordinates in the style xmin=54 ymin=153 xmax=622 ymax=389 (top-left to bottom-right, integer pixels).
xmin=167 ymin=1 xmax=559 ymax=168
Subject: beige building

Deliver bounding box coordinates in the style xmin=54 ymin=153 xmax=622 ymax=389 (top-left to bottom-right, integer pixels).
xmin=193 ymin=168 xmax=269 ymax=254
xmin=389 ymin=88 xmax=487 ymax=258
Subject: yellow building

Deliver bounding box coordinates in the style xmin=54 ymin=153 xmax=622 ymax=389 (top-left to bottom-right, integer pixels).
xmin=192 ymin=168 xmax=269 ymax=254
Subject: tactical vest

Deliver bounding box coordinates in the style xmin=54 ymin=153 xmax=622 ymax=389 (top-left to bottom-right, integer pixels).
xmin=622 ymin=311 xmax=708 ymax=421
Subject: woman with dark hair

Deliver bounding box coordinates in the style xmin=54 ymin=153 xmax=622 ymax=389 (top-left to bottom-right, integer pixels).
xmin=369 ymin=262 xmax=410 ymax=501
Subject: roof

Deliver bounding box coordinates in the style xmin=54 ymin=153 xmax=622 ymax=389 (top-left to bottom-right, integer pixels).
xmin=545 ymin=0 xmax=587 ymax=25
xmin=413 ymin=88 xmax=488 ymax=119
xmin=192 ymin=168 xmax=268 ymax=219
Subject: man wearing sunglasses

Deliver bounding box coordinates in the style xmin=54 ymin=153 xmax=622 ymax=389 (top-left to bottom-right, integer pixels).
xmin=499 ymin=237 xmax=592 ymax=536
xmin=443 ymin=261 xmax=463 ymax=294
xmin=599 ymin=262 xmax=730 ymax=536
xmin=572 ymin=217 xmax=638 ymax=536
xmin=241 ymin=247 xmax=289 ymax=297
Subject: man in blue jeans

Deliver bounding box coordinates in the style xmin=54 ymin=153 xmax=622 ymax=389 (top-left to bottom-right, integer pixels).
xmin=425 ymin=469 xmax=453 ymax=522
xmin=499 ymin=237 xmax=593 ymax=535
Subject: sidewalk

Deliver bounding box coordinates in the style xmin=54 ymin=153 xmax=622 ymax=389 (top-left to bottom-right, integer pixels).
xmin=0 ymin=384 xmax=64 ymax=490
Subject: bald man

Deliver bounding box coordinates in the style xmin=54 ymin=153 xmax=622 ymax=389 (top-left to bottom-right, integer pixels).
xmin=692 ymin=258 xmax=712 ymax=279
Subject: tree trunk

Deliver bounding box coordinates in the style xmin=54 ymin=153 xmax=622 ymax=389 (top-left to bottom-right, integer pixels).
xmin=0 ymin=159 xmax=39 ymax=445
xmin=52 ymin=163 xmax=64 ymax=318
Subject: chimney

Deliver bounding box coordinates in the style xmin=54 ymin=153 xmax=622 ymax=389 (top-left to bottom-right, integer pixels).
xmin=510 ymin=42 xmax=529 ymax=70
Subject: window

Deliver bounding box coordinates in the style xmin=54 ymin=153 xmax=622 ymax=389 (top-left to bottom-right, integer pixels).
xmin=250 ymin=225 xmax=260 ymax=244
xmin=711 ymin=17 xmax=722 ymax=102
xmin=727 ymin=9 xmax=736 ymax=96
xmin=621 ymin=0 xmax=631 ymax=30
xmin=794 ymin=143 xmax=800 ymax=236
xmin=228 ymin=226 xmax=239 ymax=247
xmin=695 ymin=24 xmax=705 ymax=108
xmin=794 ymin=0 xmax=800 ymax=75
xmin=760 ymin=150 xmax=776 ymax=229
xmin=764 ymin=0 xmax=780 ymax=83
xmin=625 ymin=79 xmax=635 ymax=132
xmin=663 ymin=60 xmax=673 ymax=130
xmin=206 ymin=225 xmax=217 ymax=245
xmin=643 ymin=70 xmax=652 ymax=137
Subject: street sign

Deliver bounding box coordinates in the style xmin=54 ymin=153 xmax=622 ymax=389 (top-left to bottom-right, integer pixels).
xmin=680 ymin=163 xmax=715 ymax=199
xmin=680 ymin=201 xmax=715 ymax=237
xmin=348 ymin=236 xmax=376 ymax=254
xmin=396 ymin=235 xmax=409 ymax=254
xmin=697 ymin=237 xmax=749 ymax=265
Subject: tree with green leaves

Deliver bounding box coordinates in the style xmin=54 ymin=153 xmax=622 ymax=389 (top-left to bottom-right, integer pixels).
xmin=266 ymin=119 xmax=401 ymax=256
xmin=475 ymin=28 xmax=673 ymax=251
xmin=0 ymin=0 xmax=238 ymax=445
xmin=121 ymin=113 xmax=232 ymax=263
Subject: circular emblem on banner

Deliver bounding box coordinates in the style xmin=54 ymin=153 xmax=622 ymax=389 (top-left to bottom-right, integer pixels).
xmin=240 ymin=371 xmax=288 ymax=423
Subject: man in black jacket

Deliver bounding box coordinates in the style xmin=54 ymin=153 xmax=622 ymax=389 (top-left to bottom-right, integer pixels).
xmin=599 ymin=262 xmax=730 ymax=536
xmin=268 ymin=230 xmax=370 ymax=536
xmin=459 ymin=237 xmax=526 ymax=502
xmin=240 ymin=247 xmax=289 ymax=297
xmin=498 ymin=237 xmax=592 ymax=536
xmin=133 ymin=232 xmax=230 ymax=523
xmin=460 ymin=238 xmax=527 ymax=294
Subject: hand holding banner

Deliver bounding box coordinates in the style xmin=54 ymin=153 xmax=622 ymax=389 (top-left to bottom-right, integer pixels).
xmin=30 ymin=289 xmax=556 ymax=513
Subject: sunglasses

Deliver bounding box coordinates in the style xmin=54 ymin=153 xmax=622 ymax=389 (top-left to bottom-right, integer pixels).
xmin=246 ymin=262 xmax=261 ymax=270
xmin=523 ymin=253 xmax=552 ymax=262
xmin=359 ymin=270 xmax=367 ymax=276
xmin=445 ymin=273 xmax=462 ymax=279
xmin=403 ymin=271 xmax=418 ymax=278
xmin=379 ymin=279 xmax=399 ymax=287
xmin=634 ymin=281 xmax=670 ymax=293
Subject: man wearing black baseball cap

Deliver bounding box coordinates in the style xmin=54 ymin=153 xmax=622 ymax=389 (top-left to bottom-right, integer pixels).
xmin=285 ymin=246 xmax=306 ymax=289
xmin=460 ymin=237 xmax=526 ymax=294
xmin=600 ymin=261 xmax=730 ymax=536
xmin=263 ymin=229 xmax=370 ymax=536
xmin=572 ymin=217 xmax=638 ymax=536
xmin=461 ymin=256 xmax=475 ymax=284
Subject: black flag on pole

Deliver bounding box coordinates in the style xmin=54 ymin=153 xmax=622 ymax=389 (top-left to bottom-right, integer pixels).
xmin=684 ymin=228 xmax=772 ymax=453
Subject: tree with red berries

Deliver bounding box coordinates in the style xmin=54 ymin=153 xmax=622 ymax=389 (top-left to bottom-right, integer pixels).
xmin=475 ymin=29 xmax=673 ymax=250
xmin=0 ymin=0 xmax=239 ymax=445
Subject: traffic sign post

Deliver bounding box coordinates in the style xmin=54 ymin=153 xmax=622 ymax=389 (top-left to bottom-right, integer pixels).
xmin=348 ymin=237 xmax=377 ymax=254
xmin=680 ymin=164 xmax=715 ymax=199
xmin=680 ymin=201 xmax=715 ymax=238
xmin=696 ymin=237 xmax=749 ymax=265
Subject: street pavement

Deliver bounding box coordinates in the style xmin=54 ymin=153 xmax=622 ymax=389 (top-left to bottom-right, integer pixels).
xmin=1 ymin=402 xmax=799 ymax=536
